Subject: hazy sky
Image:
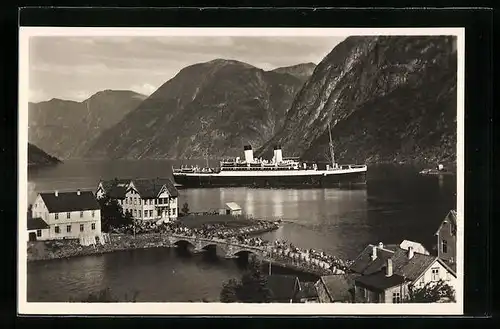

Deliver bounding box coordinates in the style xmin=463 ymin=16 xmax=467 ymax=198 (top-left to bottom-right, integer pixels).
xmin=28 ymin=36 xmax=346 ymax=102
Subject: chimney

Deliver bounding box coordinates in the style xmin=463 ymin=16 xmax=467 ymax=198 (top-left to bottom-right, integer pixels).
xmin=371 ymin=246 xmax=377 ymax=260
xmin=274 ymin=145 xmax=283 ymax=163
xmin=378 ymin=242 xmax=384 ymax=249
xmin=408 ymin=246 xmax=414 ymax=259
xmin=385 ymin=258 xmax=393 ymax=277
xmin=77 ymin=189 xmax=81 ymax=196
xmin=243 ymin=145 xmax=254 ymax=163
xmin=55 ymin=190 xmax=58 ymax=197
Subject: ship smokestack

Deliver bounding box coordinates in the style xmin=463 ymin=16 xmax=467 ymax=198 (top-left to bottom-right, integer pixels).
xmin=244 ymin=145 xmax=254 ymax=163
xmin=273 ymin=145 xmax=283 ymax=163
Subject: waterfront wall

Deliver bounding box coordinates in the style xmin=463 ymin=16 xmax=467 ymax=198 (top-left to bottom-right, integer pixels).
xmin=27 ymin=233 xmax=174 ymax=262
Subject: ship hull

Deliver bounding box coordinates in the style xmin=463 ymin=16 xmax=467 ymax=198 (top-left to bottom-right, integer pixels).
xmin=173 ymin=170 xmax=367 ymax=188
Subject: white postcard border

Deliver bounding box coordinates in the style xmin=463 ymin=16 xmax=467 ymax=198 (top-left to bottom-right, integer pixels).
xmin=18 ymin=27 xmax=465 ymax=315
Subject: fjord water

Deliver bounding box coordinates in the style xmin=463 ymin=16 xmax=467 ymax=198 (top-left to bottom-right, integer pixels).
xmin=26 ymin=160 xmax=456 ymax=302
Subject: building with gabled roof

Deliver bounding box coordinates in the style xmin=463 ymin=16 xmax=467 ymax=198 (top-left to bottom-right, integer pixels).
xmin=314 ymin=274 xmax=354 ymax=303
xmin=349 ymin=242 xmax=457 ymax=303
xmin=435 ymin=210 xmax=457 ymax=271
xmin=265 ymin=274 xmax=301 ymax=303
xmin=96 ymin=177 xmax=179 ymax=223
xmin=30 ymin=189 xmax=101 ymax=241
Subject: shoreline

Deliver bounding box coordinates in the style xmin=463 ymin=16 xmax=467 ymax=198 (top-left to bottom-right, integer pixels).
xmin=27 ymin=224 xmax=280 ymax=263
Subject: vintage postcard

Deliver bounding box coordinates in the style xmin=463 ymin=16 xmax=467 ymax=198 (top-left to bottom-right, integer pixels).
xmin=18 ymin=27 xmax=464 ymax=315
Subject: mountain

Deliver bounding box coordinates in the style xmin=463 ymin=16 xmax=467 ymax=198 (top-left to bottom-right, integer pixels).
xmin=28 ymin=90 xmax=147 ymax=159
xmin=86 ymin=59 xmax=307 ymax=159
xmin=256 ymin=36 xmax=457 ymax=165
xmin=28 ymin=143 xmax=61 ymax=167
xmin=271 ymin=62 xmax=317 ymax=82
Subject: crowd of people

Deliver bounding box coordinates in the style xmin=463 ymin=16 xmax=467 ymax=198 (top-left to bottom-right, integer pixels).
xmin=110 ymin=217 xmax=350 ymax=274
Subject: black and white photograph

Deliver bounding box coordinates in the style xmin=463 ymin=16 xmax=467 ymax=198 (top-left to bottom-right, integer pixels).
xmin=18 ymin=27 xmax=464 ymax=314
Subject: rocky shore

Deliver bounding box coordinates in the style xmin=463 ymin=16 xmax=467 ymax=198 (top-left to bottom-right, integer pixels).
xmin=27 ymin=221 xmax=280 ymax=262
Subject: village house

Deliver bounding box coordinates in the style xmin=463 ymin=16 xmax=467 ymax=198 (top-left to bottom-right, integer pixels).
xmin=265 ymin=274 xmax=302 ymax=303
xmin=29 ymin=190 xmax=101 ymax=241
xmin=435 ymin=210 xmax=457 ymax=271
xmin=96 ymin=177 xmax=179 ymax=223
xmin=218 ymin=202 xmax=243 ymax=216
xmin=314 ymin=274 xmax=354 ymax=303
xmin=348 ymin=242 xmax=457 ymax=303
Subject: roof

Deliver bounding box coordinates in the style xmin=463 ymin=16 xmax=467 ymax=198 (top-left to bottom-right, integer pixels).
xmin=133 ymin=178 xmax=179 ymax=198
xmin=435 ymin=209 xmax=457 ymax=235
xmin=350 ymin=243 xmax=442 ymax=284
xmin=298 ymin=282 xmax=319 ymax=299
xmin=99 ymin=179 xmax=131 ymax=199
xmin=399 ymin=240 xmax=430 ymax=255
xmin=390 ymin=248 xmax=437 ymax=281
xmin=266 ymin=275 xmax=299 ymax=301
xmin=349 ymin=244 xmax=395 ymax=275
xmin=27 ymin=217 xmax=49 ymax=230
xmin=319 ymin=275 xmax=352 ymax=302
xmin=225 ymin=202 xmax=241 ymax=211
xmin=40 ymin=191 xmax=100 ymax=213
xmin=355 ymin=272 xmax=407 ymax=291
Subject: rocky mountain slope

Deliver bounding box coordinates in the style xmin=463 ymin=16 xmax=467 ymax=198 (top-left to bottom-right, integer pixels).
xmin=28 ymin=90 xmax=146 ymax=159
xmin=86 ymin=59 xmax=311 ymax=159
xmin=256 ymin=36 xmax=457 ymax=165
xmin=28 ymin=143 xmax=61 ymax=167
xmin=271 ymin=62 xmax=317 ymax=82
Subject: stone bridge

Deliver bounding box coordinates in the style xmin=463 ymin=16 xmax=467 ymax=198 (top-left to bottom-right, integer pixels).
xmin=167 ymin=234 xmax=270 ymax=259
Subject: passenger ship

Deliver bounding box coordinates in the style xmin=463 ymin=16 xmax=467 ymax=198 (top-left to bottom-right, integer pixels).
xmin=172 ymin=124 xmax=368 ymax=188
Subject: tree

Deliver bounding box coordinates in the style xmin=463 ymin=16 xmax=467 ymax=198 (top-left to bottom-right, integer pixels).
xmin=98 ymin=195 xmax=133 ymax=232
xmin=220 ymin=259 xmax=273 ymax=303
xmin=181 ymin=202 xmax=190 ymax=216
xmin=406 ymin=279 xmax=456 ymax=303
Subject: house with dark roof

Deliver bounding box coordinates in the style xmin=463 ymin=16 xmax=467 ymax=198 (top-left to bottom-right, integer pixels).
xmin=266 ymin=275 xmax=301 ymax=303
xmin=30 ymin=190 xmax=101 ymax=241
xmin=314 ymin=274 xmax=354 ymax=303
xmin=96 ymin=177 xmax=179 ymax=223
xmin=435 ymin=210 xmax=457 ymax=271
xmin=298 ymin=281 xmax=320 ymax=303
xmin=349 ymin=242 xmax=457 ymax=303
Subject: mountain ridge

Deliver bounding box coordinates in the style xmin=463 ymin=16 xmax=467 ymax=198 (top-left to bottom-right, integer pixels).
xmin=29 ymin=89 xmax=147 ymax=159
xmin=85 ymin=59 xmax=314 ymax=160
xmin=256 ymin=36 xmax=457 ymax=165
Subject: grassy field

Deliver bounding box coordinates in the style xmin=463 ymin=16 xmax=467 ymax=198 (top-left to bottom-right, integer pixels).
xmin=177 ymin=214 xmax=258 ymax=228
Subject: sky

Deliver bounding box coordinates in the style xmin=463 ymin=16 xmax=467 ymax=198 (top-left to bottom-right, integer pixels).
xmin=28 ymin=36 xmax=346 ymax=102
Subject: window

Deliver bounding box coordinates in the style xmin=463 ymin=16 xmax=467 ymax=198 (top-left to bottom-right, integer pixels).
xmin=168 ymin=209 xmax=171 ymax=216
xmin=431 ymin=267 xmax=440 ymax=281
xmin=157 ymin=209 xmax=161 ymax=217
xmin=149 ymin=210 xmax=153 ymax=217
xmin=172 ymin=208 xmax=176 ymax=215
xmin=134 ymin=198 xmax=137 ymax=205
xmin=125 ymin=198 xmax=128 ymax=205
xmin=134 ymin=209 xmax=137 ymax=216
xmin=92 ymin=210 xmax=95 ymax=218
xmin=138 ymin=210 xmax=142 ymax=218
xmin=80 ymin=211 xmax=84 ymax=218
xmin=442 ymin=240 xmax=448 ymax=254
xmin=139 ymin=199 xmax=141 ymax=205
xmin=67 ymin=212 xmax=71 ymax=219
xmin=55 ymin=226 xmax=60 ymax=234
xmin=55 ymin=213 xmax=59 ymax=220
xmin=80 ymin=224 xmax=84 ymax=232
xmin=66 ymin=225 xmax=72 ymax=233
xmin=36 ymin=229 xmax=42 ymax=237
xmin=91 ymin=223 xmax=96 ymax=230
xmin=392 ymin=292 xmax=401 ymax=303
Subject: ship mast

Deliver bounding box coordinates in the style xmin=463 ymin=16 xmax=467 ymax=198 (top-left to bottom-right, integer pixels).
xmin=328 ymin=121 xmax=336 ymax=168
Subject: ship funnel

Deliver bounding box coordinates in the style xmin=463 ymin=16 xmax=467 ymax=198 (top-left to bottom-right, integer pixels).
xmin=273 ymin=145 xmax=283 ymax=163
xmin=244 ymin=145 xmax=254 ymax=163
